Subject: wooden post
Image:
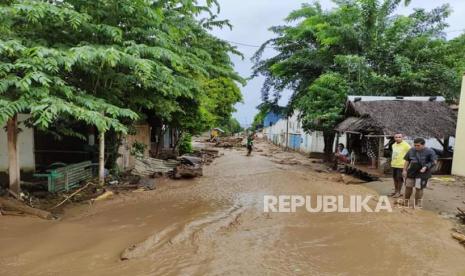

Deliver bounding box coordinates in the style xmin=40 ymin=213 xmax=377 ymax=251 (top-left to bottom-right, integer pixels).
xmin=7 ymin=115 xmax=20 ymax=194
xmin=377 ymin=136 xmax=384 ymax=173
xmin=285 ymin=116 xmax=289 ymax=151
xmin=98 ymin=130 xmax=105 ymax=186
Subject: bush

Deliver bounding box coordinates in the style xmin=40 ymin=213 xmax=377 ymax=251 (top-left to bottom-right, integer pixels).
xmin=179 ymin=133 xmax=193 ymax=155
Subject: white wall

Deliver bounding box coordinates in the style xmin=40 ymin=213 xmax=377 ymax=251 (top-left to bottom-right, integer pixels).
xmin=263 ymin=110 xmax=344 ymax=154
xmin=0 ymin=114 xmax=35 ymax=172
xmin=453 ymin=75 xmax=465 ymax=176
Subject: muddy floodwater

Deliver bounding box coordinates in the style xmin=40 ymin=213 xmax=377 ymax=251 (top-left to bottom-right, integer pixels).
xmin=1 ymin=141 xmax=465 ymax=275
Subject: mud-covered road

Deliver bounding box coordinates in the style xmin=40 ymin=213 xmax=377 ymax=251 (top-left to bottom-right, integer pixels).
xmin=1 ymin=140 xmax=465 ymax=275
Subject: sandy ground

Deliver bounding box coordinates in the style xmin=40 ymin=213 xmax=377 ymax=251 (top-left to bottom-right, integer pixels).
xmin=365 ymin=176 xmax=465 ymax=219
xmin=1 ymin=139 xmax=465 ymax=276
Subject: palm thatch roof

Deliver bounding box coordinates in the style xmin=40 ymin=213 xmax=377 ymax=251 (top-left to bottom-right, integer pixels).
xmin=335 ymin=100 xmax=457 ymax=138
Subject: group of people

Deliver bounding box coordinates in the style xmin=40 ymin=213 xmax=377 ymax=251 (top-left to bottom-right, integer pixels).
xmin=336 ymin=133 xmax=437 ymax=207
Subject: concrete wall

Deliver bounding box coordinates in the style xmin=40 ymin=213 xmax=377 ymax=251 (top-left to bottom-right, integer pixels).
xmin=0 ymin=114 xmax=35 ymax=172
xmin=453 ymin=75 xmax=465 ymax=176
xmin=262 ymin=110 xmax=343 ymax=154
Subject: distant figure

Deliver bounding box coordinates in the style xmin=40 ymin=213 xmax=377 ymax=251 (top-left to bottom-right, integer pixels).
xmin=246 ymin=132 xmax=256 ymax=156
xmin=390 ymin=133 xmax=411 ymax=198
xmin=402 ymin=138 xmax=437 ymax=208
xmin=335 ymin=143 xmax=350 ymax=163
xmin=366 ymin=137 xmax=378 ymax=169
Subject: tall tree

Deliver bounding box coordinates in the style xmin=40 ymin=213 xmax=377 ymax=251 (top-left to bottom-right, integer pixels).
xmin=0 ymin=0 xmax=243 ymax=189
xmin=253 ymin=0 xmax=462 ymax=157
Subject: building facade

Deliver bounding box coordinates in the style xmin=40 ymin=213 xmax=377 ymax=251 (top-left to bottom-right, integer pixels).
xmin=452 ymin=75 xmax=465 ymax=176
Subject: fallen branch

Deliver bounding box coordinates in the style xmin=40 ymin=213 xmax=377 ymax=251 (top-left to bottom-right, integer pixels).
xmin=50 ymin=182 xmax=93 ymax=210
xmin=0 ymin=197 xmax=54 ymax=220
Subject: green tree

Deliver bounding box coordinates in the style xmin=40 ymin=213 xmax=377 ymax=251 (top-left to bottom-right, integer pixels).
xmin=253 ymin=0 xmax=463 ymax=156
xmin=0 ymin=0 xmax=243 ymax=189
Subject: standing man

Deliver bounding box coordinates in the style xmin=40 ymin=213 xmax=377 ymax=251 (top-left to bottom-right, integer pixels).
xmin=246 ymin=132 xmax=256 ymax=156
xmin=402 ymin=138 xmax=437 ymax=208
xmin=390 ymin=133 xmax=410 ymax=198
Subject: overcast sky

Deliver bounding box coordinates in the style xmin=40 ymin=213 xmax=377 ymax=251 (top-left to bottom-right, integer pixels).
xmin=208 ymin=0 xmax=465 ymax=127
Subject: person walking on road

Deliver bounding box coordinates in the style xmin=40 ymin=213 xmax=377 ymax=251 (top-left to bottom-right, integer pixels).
xmin=402 ymin=138 xmax=437 ymax=208
xmin=246 ymin=132 xmax=255 ymax=156
xmin=390 ymin=133 xmax=410 ymax=198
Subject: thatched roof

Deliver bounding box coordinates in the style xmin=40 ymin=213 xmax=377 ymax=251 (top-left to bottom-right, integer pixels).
xmin=335 ymin=100 xmax=457 ymax=138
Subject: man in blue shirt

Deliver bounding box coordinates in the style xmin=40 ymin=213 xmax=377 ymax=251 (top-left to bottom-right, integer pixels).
xmin=402 ymin=138 xmax=437 ymax=208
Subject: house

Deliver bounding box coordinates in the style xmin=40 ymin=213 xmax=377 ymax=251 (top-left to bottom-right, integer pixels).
xmin=335 ymin=96 xmax=457 ymax=174
xmin=452 ymin=75 xmax=465 ymax=176
xmin=262 ymin=110 xmax=344 ymax=155
xmin=0 ymin=115 xmax=178 ymax=181
xmin=263 ymin=112 xmax=283 ymax=128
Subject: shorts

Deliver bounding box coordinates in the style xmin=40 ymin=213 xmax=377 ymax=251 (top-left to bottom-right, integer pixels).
xmin=405 ymin=178 xmax=428 ymax=189
xmin=392 ymin=168 xmax=403 ymax=182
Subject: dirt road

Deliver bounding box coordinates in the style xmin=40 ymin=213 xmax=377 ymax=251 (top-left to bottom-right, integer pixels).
xmin=1 ymin=140 xmax=465 ymax=275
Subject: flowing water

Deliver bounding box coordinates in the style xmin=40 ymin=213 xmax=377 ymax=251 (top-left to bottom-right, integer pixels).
xmin=1 ymin=141 xmax=465 ymax=275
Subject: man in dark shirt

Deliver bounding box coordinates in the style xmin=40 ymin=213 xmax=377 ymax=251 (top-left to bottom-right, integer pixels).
xmin=402 ymin=138 xmax=437 ymax=208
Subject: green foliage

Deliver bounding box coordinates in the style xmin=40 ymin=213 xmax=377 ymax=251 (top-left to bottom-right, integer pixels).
xmin=0 ymin=0 xmax=243 ymax=142
xmin=218 ymin=117 xmax=243 ymax=135
xmin=253 ymin=0 xmax=464 ymax=155
xmin=178 ymin=133 xmax=193 ymax=155
xmin=130 ymin=141 xmax=147 ymax=158
xmin=296 ymin=73 xmax=348 ymax=131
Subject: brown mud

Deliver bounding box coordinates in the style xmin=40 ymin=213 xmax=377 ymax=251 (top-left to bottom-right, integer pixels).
xmin=1 ymin=140 xmax=465 ymax=275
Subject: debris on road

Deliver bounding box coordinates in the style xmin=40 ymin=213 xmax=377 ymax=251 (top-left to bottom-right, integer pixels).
xmin=215 ymin=137 xmax=243 ymax=148
xmin=133 ymin=157 xmax=179 ymax=177
xmin=0 ymin=197 xmax=55 ymax=220
xmin=92 ymin=190 xmax=114 ymax=202
xmin=457 ymin=207 xmax=465 ymax=223
xmin=451 ymin=229 xmax=465 ymax=245
xmin=341 ymin=174 xmax=368 ymax=185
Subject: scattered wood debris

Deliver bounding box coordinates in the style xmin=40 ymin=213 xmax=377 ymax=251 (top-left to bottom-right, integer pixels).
xmin=451 ymin=229 xmax=465 ymax=245
xmin=92 ymin=191 xmax=114 ymax=202
xmin=0 ymin=197 xmax=54 ymax=220
xmin=132 ymin=157 xmax=179 ymax=177
xmin=341 ymin=174 xmax=368 ymax=185
xmin=215 ymin=137 xmax=243 ymax=148
xmin=457 ymin=207 xmax=465 ymax=224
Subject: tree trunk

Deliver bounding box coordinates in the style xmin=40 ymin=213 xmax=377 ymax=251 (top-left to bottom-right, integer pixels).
xmin=0 ymin=197 xmax=53 ymax=220
xmin=99 ymin=131 xmax=105 ymax=186
xmin=7 ymin=115 xmax=20 ymax=194
xmin=323 ymin=130 xmax=336 ymax=161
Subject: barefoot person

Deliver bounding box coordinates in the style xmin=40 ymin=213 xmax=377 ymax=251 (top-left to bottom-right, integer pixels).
xmin=402 ymin=138 xmax=437 ymax=207
xmin=390 ymin=133 xmax=410 ymax=198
